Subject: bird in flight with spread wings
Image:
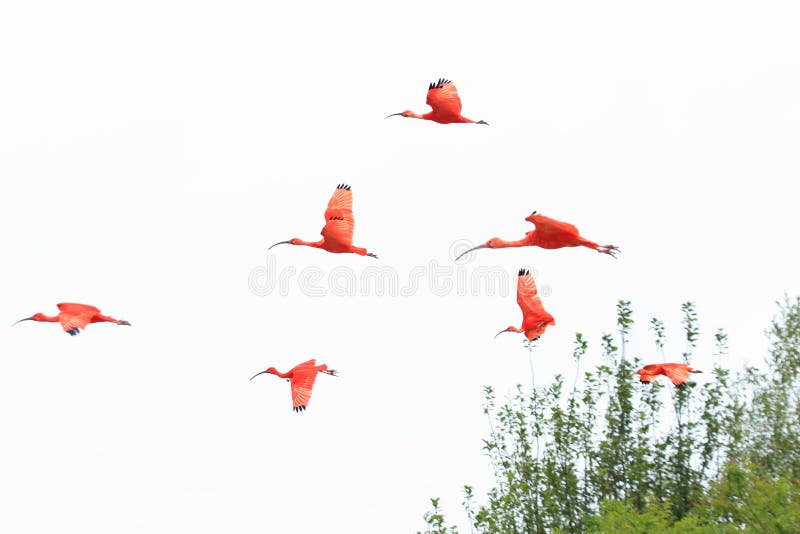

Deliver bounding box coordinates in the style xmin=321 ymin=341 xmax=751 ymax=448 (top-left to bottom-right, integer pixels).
xmin=269 ymin=184 xmax=378 ymax=258
xmin=495 ymin=268 xmax=555 ymax=341
xmin=386 ymin=78 xmax=488 ymax=125
xmin=456 ymin=211 xmax=619 ymax=261
xmin=13 ymin=303 xmax=132 ymax=336
xmin=635 ymin=363 xmax=702 ymax=389
xmin=250 ymin=359 xmax=338 ymax=412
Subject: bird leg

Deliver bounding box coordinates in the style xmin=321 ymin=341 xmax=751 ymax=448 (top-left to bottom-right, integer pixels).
xmin=597 ymin=245 xmax=620 ymax=258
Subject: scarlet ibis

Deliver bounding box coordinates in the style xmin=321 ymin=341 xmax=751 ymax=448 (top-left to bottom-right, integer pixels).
xmin=13 ymin=303 xmax=131 ymax=336
xmin=456 ymin=211 xmax=619 ymax=261
xmin=250 ymin=359 xmax=338 ymax=412
xmin=385 ymin=78 xmax=488 ymax=125
xmin=496 ymin=268 xmax=555 ymax=341
xmin=269 ymin=184 xmax=378 ymax=258
xmin=636 ymin=363 xmax=702 ymax=388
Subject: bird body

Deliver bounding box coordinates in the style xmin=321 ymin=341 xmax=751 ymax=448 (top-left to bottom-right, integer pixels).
xmin=456 ymin=211 xmax=619 ymax=261
xmin=269 ymin=184 xmax=377 ymax=258
xmin=636 ymin=363 xmax=702 ymax=388
xmin=13 ymin=303 xmax=131 ymax=336
xmin=250 ymin=359 xmax=337 ymax=412
xmin=386 ymin=79 xmax=488 ymax=125
xmin=496 ymin=269 xmax=555 ymax=341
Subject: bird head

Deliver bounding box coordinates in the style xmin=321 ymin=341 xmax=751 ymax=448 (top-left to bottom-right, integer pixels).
xmin=454 ymin=241 xmax=489 ymax=262
xmin=494 ymin=326 xmax=517 ymax=339
xmin=524 ymin=211 xmax=539 ymax=223
xmin=384 ymin=111 xmax=414 ymax=119
xmin=12 ymin=313 xmax=42 ymax=326
xmin=249 ymin=367 xmax=278 ymax=381
xmin=268 ymin=238 xmax=299 ymax=250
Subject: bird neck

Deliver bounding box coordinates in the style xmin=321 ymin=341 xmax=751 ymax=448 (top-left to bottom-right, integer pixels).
xmin=270 ymin=369 xmax=292 ymax=379
xmin=294 ymin=239 xmax=324 ymax=249
xmin=490 ymin=236 xmax=533 ymax=248
xmin=36 ymin=314 xmax=60 ymax=323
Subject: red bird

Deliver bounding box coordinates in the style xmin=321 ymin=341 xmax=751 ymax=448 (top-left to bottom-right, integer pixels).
xmin=13 ymin=303 xmax=131 ymax=336
xmin=386 ymin=78 xmax=488 ymax=125
xmin=250 ymin=359 xmax=338 ymax=412
xmin=636 ymin=363 xmax=702 ymax=388
xmin=456 ymin=211 xmax=619 ymax=261
xmin=495 ymin=268 xmax=555 ymax=340
xmin=269 ymin=184 xmax=378 ymax=258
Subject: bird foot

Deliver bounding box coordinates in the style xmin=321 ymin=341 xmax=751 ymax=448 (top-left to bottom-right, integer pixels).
xmin=598 ymin=245 xmax=620 ymax=258
xmin=322 ymin=369 xmax=339 ymax=377
xmin=475 ymin=120 xmax=489 ymax=125
xmin=366 ymin=253 xmax=379 ymax=259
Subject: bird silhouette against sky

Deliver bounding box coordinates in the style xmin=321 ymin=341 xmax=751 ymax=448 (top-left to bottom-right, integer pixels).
xmin=13 ymin=303 xmax=131 ymax=336
xmin=636 ymin=363 xmax=702 ymax=388
xmin=250 ymin=359 xmax=338 ymax=412
xmin=269 ymin=184 xmax=378 ymax=258
xmin=386 ymin=78 xmax=488 ymax=125
xmin=495 ymin=268 xmax=555 ymax=341
xmin=456 ymin=211 xmax=619 ymax=261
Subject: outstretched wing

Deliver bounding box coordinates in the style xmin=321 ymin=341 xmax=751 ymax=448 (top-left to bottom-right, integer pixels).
xmin=56 ymin=303 xmax=99 ymax=331
xmin=526 ymin=213 xmax=580 ymax=239
xmin=516 ymin=269 xmax=554 ymax=334
xmin=661 ymin=363 xmax=691 ymax=387
xmin=321 ymin=184 xmax=354 ymax=248
xmin=290 ymin=362 xmax=320 ymax=412
xmin=426 ymin=79 xmax=462 ymax=117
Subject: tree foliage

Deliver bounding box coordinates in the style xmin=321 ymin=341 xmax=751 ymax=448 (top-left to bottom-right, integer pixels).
xmin=418 ymin=296 xmax=800 ymax=533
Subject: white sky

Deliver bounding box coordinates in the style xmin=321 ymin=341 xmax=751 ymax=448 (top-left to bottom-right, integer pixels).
xmin=1 ymin=1 xmax=799 ymax=532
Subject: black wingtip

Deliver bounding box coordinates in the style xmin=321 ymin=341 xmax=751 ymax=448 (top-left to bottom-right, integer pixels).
xmin=518 ymin=268 xmax=530 ymax=277
xmin=336 ymin=183 xmax=351 ymax=191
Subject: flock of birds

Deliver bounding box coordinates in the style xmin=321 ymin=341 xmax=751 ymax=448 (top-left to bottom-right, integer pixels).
xmin=13 ymin=79 xmax=702 ymax=411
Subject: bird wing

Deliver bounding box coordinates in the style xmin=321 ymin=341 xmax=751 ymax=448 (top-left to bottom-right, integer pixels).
xmin=637 ymin=364 xmax=661 ymax=383
xmin=661 ymin=363 xmax=691 ymax=386
xmin=516 ymin=269 xmax=553 ymax=331
xmin=426 ymin=79 xmax=462 ymax=117
xmin=56 ymin=303 xmax=99 ymax=331
xmin=290 ymin=364 xmax=320 ymax=410
xmin=527 ymin=213 xmax=580 ymax=238
xmin=321 ymin=184 xmax=354 ymax=247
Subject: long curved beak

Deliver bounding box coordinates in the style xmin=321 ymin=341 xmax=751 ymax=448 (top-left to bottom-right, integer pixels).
xmin=250 ymin=371 xmax=268 ymax=381
xmin=12 ymin=316 xmax=34 ymax=327
xmin=454 ymin=244 xmax=487 ymax=262
xmin=268 ymin=240 xmax=292 ymax=250
xmin=384 ymin=113 xmax=404 ymax=119
xmin=494 ymin=329 xmax=509 ymax=340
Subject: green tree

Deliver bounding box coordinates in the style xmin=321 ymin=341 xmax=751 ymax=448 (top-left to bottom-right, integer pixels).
xmin=418 ymin=297 xmax=800 ymax=533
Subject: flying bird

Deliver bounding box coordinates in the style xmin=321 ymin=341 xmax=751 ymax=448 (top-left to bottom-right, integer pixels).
xmin=495 ymin=268 xmax=555 ymax=340
xmin=13 ymin=303 xmax=131 ymax=336
xmin=635 ymin=363 xmax=702 ymax=388
xmin=269 ymin=184 xmax=378 ymax=258
xmin=455 ymin=211 xmax=619 ymax=261
xmin=385 ymin=78 xmax=488 ymax=125
xmin=250 ymin=359 xmax=338 ymax=412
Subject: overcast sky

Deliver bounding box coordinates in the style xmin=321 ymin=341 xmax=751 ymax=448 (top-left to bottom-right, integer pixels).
xmin=2 ymin=1 xmax=799 ymax=532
